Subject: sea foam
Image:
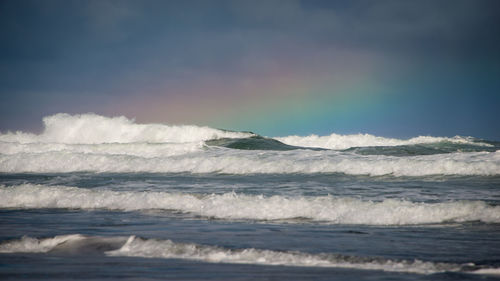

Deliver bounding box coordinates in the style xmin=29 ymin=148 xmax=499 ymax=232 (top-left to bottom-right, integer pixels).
xmin=1 ymin=113 xmax=498 ymax=176
xmin=107 ymin=236 xmax=466 ymax=274
xmin=0 ymin=113 xmax=487 ymax=149
xmin=275 ymin=134 xmax=490 ymax=150
xmin=0 ymin=113 xmax=252 ymax=144
xmin=1 ymin=184 xmax=499 ymax=225
xmin=1 ymin=149 xmax=498 ymax=176
xmin=0 ymin=141 xmax=205 ymax=157
xmin=1 ymin=234 xmax=496 ymax=275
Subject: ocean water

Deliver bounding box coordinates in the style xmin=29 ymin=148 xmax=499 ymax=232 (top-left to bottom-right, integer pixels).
xmin=1 ymin=113 xmax=499 ymax=280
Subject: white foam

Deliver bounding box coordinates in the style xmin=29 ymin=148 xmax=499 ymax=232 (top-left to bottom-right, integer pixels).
xmin=108 ymin=236 xmax=463 ymax=274
xmin=1 ymin=148 xmax=498 ymax=176
xmin=1 ymin=113 xmax=497 ymax=177
xmin=472 ymin=268 xmax=500 ymax=275
xmin=0 ymin=234 xmax=465 ymax=274
xmin=0 ymin=113 xmax=252 ymax=144
xmin=3 ymin=234 xmax=499 ymax=275
xmin=0 ymin=113 xmax=491 ymax=150
xmin=275 ymin=133 xmax=490 ymax=150
xmin=0 ymin=234 xmax=86 ymax=253
xmin=0 ymin=141 xmax=204 ymax=157
xmin=2 ymin=184 xmax=499 ymax=225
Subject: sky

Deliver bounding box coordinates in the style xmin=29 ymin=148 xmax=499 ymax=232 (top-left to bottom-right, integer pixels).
xmin=1 ymin=0 xmax=499 ymax=139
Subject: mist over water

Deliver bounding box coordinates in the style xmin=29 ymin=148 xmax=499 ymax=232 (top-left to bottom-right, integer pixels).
xmin=1 ymin=114 xmax=499 ymax=280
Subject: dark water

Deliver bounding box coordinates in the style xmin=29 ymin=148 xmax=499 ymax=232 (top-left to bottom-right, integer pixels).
xmin=1 ymin=172 xmax=500 ymax=280
xmin=1 ymin=114 xmax=499 ymax=280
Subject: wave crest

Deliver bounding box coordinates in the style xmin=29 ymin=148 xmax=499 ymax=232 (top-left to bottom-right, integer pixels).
xmin=1 ymin=234 xmax=496 ymax=275
xmin=0 ymin=113 xmax=252 ymax=144
xmin=1 ymin=114 xmax=498 ymax=177
xmin=1 ymin=184 xmax=499 ymax=225
xmin=275 ymin=133 xmax=491 ymax=150
xmin=1 ymin=149 xmax=498 ymax=176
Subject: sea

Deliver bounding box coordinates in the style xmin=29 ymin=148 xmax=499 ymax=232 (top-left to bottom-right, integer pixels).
xmin=1 ymin=113 xmax=499 ymax=280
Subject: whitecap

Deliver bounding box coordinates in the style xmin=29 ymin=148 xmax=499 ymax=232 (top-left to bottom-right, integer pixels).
xmin=1 ymin=184 xmax=499 ymax=225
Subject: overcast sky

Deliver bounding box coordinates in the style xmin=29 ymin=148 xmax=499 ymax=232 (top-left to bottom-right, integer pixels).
xmin=1 ymin=0 xmax=499 ymax=139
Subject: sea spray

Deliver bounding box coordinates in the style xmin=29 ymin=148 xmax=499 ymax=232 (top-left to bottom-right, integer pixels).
xmin=0 ymin=113 xmax=253 ymax=144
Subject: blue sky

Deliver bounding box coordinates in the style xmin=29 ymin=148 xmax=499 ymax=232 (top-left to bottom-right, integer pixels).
xmin=1 ymin=0 xmax=499 ymax=139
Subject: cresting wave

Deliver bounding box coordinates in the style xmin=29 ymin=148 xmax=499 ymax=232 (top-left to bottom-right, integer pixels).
xmin=2 ymin=184 xmax=499 ymax=225
xmin=1 ymin=113 xmax=498 ymax=176
xmin=0 ymin=113 xmax=489 ymax=148
xmin=0 ymin=234 xmax=496 ymax=275
xmin=1 ymin=149 xmax=498 ymax=176
xmin=0 ymin=113 xmax=253 ymax=144
xmin=275 ymin=134 xmax=492 ymax=150
xmin=0 ymin=141 xmax=205 ymax=157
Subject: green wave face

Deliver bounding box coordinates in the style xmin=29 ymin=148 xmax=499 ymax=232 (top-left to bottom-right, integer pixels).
xmin=205 ymin=136 xmax=311 ymax=151
xmin=207 ymin=136 xmax=499 ymax=156
xmin=344 ymin=141 xmax=499 ymax=157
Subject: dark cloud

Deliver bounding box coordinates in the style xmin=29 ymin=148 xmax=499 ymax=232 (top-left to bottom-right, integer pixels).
xmin=1 ymin=0 xmax=498 ymax=79
xmin=0 ymin=0 xmax=499 ymax=137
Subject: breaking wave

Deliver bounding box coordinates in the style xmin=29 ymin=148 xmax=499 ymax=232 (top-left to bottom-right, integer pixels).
xmin=1 ymin=113 xmax=498 ymax=176
xmin=0 ymin=234 xmax=496 ymax=275
xmin=0 ymin=113 xmax=252 ymax=144
xmin=0 ymin=113 xmax=491 ymax=149
xmin=0 ymin=141 xmax=205 ymax=158
xmin=1 ymin=149 xmax=498 ymax=176
xmin=1 ymin=184 xmax=499 ymax=225
xmin=0 ymin=234 xmax=127 ymax=255
xmin=275 ymin=133 xmax=493 ymax=150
